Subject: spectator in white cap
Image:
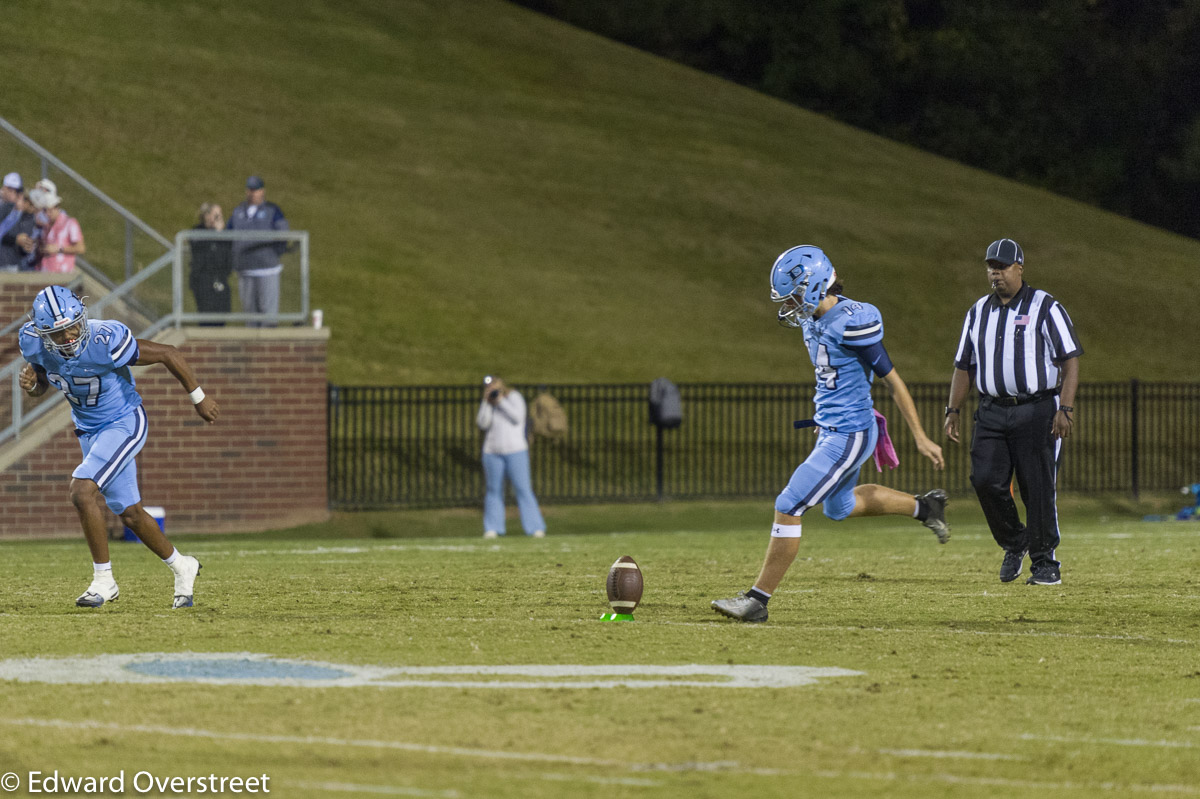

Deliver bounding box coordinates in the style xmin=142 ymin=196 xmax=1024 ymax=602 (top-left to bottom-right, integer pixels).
xmin=1 ymin=172 xmax=22 ymax=205
xmin=29 ymin=178 xmax=85 ymax=274
xmin=1 ymin=173 xmax=28 ymax=271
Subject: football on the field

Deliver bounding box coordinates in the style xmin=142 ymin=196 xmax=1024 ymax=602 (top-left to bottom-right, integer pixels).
xmin=605 ymin=555 xmax=644 ymax=614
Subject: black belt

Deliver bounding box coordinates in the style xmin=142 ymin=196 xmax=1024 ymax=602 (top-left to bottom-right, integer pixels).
xmin=793 ymin=419 xmax=838 ymax=432
xmin=983 ymin=391 xmax=1057 ymax=407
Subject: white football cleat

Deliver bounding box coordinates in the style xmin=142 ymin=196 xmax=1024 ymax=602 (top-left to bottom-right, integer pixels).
xmin=76 ymin=574 xmax=119 ymax=608
xmin=483 ymin=530 xmax=500 ymax=539
xmin=531 ymin=530 xmax=546 ymax=538
xmin=171 ymin=555 xmax=202 ymax=609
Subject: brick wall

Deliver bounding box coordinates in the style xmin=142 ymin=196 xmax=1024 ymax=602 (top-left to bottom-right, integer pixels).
xmin=0 ymin=326 xmax=331 ymax=539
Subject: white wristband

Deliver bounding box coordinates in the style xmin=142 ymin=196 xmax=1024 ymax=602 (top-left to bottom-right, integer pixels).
xmin=189 ymin=387 xmax=206 ymax=405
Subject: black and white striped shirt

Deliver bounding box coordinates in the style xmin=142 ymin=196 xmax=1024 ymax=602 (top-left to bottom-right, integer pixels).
xmin=953 ymin=283 xmax=1083 ymax=398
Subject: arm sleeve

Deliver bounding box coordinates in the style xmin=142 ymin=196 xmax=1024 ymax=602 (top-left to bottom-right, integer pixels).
xmin=18 ymin=326 xmax=43 ymax=361
xmin=953 ymin=307 xmax=977 ymax=369
xmin=476 ymin=400 xmax=493 ymax=431
xmin=108 ymin=323 xmax=139 ymax=368
xmin=493 ymin=391 xmax=525 ymax=426
xmin=852 ymin=340 xmax=895 ymax=378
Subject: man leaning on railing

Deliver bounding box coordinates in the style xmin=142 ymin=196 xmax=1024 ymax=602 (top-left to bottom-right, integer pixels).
xmin=227 ymin=175 xmax=288 ymax=328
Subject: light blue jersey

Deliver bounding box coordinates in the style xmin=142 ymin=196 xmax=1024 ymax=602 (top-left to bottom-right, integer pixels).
xmin=800 ymin=296 xmax=885 ymax=432
xmin=20 ymin=319 xmax=142 ymax=433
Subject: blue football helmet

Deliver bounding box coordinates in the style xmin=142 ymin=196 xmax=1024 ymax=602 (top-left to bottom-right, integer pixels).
xmin=31 ymin=285 xmax=90 ymax=357
xmin=770 ymin=245 xmax=836 ymax=327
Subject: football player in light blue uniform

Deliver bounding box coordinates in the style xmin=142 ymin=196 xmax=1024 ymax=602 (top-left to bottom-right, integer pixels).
xmin=713 ymin=246 xmax=949 ymax=623
xmin=18 ymin=286 xmax=220 ymax=608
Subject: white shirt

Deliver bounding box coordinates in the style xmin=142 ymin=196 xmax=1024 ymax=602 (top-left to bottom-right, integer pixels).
xmin=477 ymin=390 xmax=528 ymax=455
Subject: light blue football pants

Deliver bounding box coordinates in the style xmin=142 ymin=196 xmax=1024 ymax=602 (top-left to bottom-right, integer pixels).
xmin=775 ymin=423 xmax=878 ymax=521
xmin=482 ymin=450 xmax=546 ymax=535
xmin=72 ymin=405 xmax=149 ymax=514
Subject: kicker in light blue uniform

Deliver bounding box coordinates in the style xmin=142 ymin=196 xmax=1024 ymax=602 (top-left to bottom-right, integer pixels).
xmin=712 ymin=246 xmax=950 ymax=624
xmin=802 ymin=298 xmax=885 ymax=432
xmin=18 ymin=285 xmax=220 ymax=611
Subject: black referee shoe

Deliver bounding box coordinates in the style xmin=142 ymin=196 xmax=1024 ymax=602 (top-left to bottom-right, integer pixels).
xmin=999 ymin=549 xmax=1026 ymax=583
xmin=1026 ymin=563 xmax=1062 ymax=586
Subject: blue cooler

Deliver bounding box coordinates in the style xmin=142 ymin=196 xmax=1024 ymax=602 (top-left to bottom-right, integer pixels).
xmin=123 ymin=505 xmax=165 ymax=542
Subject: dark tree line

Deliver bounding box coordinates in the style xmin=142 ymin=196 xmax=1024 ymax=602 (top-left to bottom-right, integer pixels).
xmin=516 ymin=0 xmax=1200 ymax=239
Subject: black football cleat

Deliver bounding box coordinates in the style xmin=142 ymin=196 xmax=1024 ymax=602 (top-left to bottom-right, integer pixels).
xmin=917 ymin=489 xmax=951 ymax=543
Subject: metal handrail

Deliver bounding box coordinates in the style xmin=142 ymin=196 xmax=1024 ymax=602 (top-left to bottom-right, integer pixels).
xmin=1 ymin=251 xmax=175 ymax=445
xmin=2 ymin=231 xmax=310 ymax=445
xmin=0 ymin=116 xmax=172 ymax=250
xmin=173 ymin=229 xmax=310 ymax=326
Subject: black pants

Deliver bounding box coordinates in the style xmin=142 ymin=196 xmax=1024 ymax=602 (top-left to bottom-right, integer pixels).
xmin=969 ymin=395 xmax=1062 ymax=567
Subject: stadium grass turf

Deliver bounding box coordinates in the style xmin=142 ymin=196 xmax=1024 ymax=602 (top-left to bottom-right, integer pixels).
xmin=4 ymin=0 xmax=1200 ymax=384
xmin=1 ymin=501 xmax=1198 ymax=798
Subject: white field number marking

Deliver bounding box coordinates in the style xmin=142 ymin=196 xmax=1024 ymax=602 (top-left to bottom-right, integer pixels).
xmin=0 ymin=652 xmax=862 ymax=689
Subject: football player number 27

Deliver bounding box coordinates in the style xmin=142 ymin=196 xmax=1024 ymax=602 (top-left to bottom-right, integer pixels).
xmin=815 ymin=344 xmax=837 ymax=389
xmin=47 ymin=372 xmax=101 ymax=407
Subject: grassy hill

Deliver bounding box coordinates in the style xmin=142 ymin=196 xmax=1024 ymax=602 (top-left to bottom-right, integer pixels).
xmin=4 ymin=0 xmax=1197 ymax=384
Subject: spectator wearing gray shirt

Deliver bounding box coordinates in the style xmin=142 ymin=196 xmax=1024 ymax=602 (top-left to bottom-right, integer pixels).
xmin=226 ymin=175 xmax=288 ymax=327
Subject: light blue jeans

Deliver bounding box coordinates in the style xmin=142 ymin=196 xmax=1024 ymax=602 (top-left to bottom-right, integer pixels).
xmin=482 ymin=450 xmax=546 ymax=535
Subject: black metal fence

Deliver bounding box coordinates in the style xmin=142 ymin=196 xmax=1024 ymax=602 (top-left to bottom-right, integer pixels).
xmin=328 ymin=381 xmax=1200 ymax=510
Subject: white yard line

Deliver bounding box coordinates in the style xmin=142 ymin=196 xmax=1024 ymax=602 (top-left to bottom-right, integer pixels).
xmin=875 ymin=748 xmax=1022 ymax=761
xmin=1019 ymin=733 xmax=1197 ymax=749
xmin=178 ymin=525 xmax=1200 ymax=559
xmin=650 ymin=620 xmax=1193 ymax=645
xmin=0 ymin=718 xmax=768 ymax=775
xmin=811 ymin=769 xmax=1200 ymax=794
xmin=7 ymin=718 xmax=1189 ymax=793
xmin=538 ymin=772 xmax=661 ymax=787
xmin=290 ymin=782 xmax=459 ymax=797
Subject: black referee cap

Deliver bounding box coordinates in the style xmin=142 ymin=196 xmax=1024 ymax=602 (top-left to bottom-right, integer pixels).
xmin=985 ymin=238 xmax=1024 ymax=265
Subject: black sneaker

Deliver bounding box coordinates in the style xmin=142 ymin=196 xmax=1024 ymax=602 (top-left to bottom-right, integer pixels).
xmin=1000 ymin=550 xmax=1027 ymax=583
xmin=1026 ymin=563 xmax=1062 ymax=585
xmin=711 ymin=592 xmax=768 ymax=623
xmin=917 ymin=489 xmax=951 ymax=543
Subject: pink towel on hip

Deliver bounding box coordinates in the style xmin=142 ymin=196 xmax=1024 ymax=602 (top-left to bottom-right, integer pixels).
xmin=872 ymin=409 xmax=900 ymax=472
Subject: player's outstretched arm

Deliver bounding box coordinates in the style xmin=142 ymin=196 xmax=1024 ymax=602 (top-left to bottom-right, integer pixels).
xmin=880 ymin=368 xmax=944 ymax=470
xmin=135 ymin=339 xmax=220 ymax=423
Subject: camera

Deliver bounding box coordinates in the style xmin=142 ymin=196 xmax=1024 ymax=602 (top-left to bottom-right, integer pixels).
xmin=484 ymin=375 xmax=499 ymax=400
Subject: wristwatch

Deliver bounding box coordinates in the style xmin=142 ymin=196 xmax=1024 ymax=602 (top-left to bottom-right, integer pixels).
xmin=944 ymin=406 xmax=960 ymax=417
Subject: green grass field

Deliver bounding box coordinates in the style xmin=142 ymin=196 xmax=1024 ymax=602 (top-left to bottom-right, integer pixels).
xmin=5 ymin=0 xmax=1200 ymax=384
xmin=2 ymin=500 xmax=1198 ymax=798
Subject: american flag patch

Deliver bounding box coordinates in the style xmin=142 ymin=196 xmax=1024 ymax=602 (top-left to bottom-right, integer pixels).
xmin=1014 ymin=314 xmax=1030 ymax=326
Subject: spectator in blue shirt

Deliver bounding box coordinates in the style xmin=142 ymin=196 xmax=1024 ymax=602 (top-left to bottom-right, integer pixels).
xmin=226 ymin=175 xmax=289 ymax=327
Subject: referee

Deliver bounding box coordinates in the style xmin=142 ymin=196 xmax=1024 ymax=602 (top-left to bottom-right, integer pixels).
xmin=944 ymin=239 xmax=1082 ymax=585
